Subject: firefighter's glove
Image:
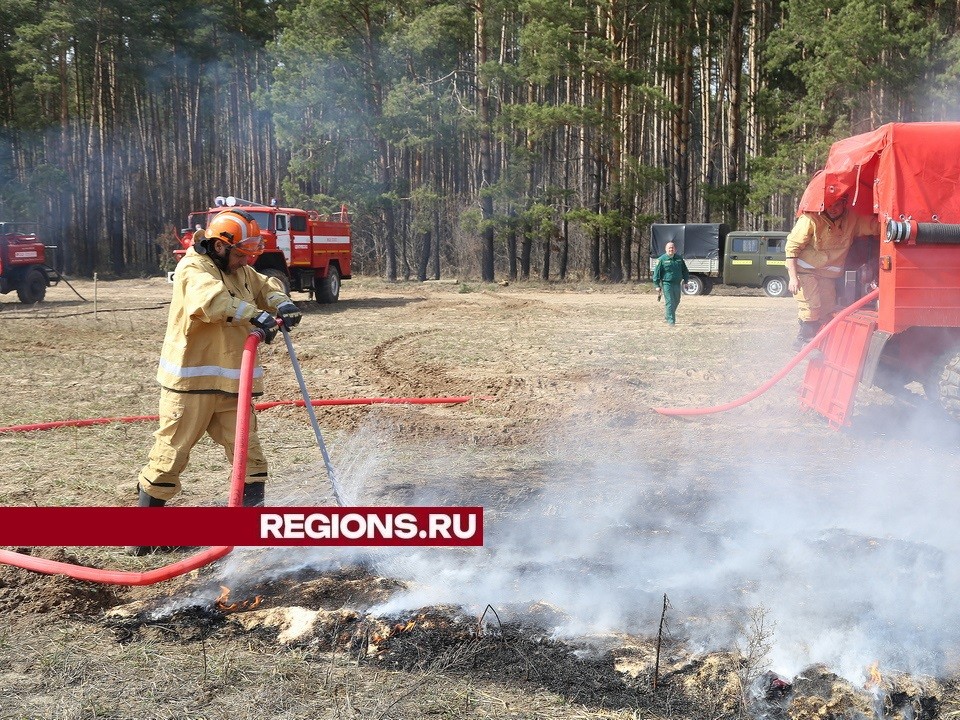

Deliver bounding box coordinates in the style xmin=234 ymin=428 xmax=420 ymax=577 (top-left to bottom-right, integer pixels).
xmin=250 ymin=311 xmax=279 ymax=344
xmin=656 ymin=286 xmax=662 ymax=302
xmin=277 ymin=300 xmax=302 ymax=329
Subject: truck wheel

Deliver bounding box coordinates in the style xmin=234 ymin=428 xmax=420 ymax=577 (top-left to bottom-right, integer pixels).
xmin=315 ymin=266 xmax=341 ymax=303
xmin=681 ymin=276 xmax=705 ymax=296
xmin=261 ymin=268 xmax=291 ymax=296
xmin=764 ymin=276 xmax=789 ymax=298
xmin=925 ymin=348 xmax=960 ymax=421
xmin=16 ymin=267 xmax=47 ymax=304
xmin=701 ymin=278 xmax=714 ymax=295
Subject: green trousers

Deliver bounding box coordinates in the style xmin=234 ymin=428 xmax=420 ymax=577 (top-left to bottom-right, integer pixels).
xmin=663 ymin=281 xmax=682 ymax=324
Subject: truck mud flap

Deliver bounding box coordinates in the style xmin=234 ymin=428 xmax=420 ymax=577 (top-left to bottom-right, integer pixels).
xmin=799 ymin=310 xmax=877 ymax=428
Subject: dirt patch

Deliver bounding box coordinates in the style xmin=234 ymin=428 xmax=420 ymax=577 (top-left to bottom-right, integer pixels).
xmin=0 ymin=548 xmax=124 ymax=617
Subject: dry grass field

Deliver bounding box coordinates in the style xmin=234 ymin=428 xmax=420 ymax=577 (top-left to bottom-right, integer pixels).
xmin=0 ymin=275 xmax=958 ymax=719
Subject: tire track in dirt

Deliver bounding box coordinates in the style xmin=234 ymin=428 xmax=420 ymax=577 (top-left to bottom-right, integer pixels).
xmin=366 ymin=330 xmax=461 ymax=397
xmin=362 ymin=324 xmax=551 ymax=446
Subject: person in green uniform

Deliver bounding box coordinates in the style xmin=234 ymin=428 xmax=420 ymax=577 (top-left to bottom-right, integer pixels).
xmin=653 ymin=241 xmax=690 ymax=325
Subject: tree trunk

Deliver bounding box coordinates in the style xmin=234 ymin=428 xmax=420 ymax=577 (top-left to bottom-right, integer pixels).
xmin=477 ymin=0 xmax=496 ymax=281
xmin=417 ymin=230 xmax=431 ymax=281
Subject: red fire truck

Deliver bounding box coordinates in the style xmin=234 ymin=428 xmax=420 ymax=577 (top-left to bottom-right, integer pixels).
xmin=799 ymin=123 xmax=960 ymax=425
xmin=0 ymin=222 xmax=58 ymax=304
xmin=175 ymin=196 xmax=351 ymax=303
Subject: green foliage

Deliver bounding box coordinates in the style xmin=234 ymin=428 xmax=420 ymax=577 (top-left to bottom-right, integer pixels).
xmin=521 ymin=202 xmax=556 ymax=240
xmin=383 ymin=79 xmax=443 ymax=148
xmin=389 ymin=1 xmax=472 ymax=67
xmin=4 ymin=0 xmax=960 ymax=279
xmin=751 ymin=0 xmax=943 ymax=214
xmin=278 ymin=183 xmax=349 ymax=217
xmin=459 ymin=207 xmax=487 ymax=235
xmin=617 ymin=159 xmax=666 ymax=199
xmin=763 ymin=0 xmax=937 ymax=138
xmin=499 ymin=103 xmax=599 ymax=141
xmin=0 ymin=163 xmax=69 ymax=220
xmin=10 ymin=3 xmax=70 ymax=97
xmin=927 ymin=32 xmax=960 ymax=114
xmin=565 ymin=207 xmax=629 ymax=235
xmin=702 ymin=181 xmax=749 ymax=219
xmin=409 ymin=187 xmax=441 ymax=234
xmin=515 ymin=0 xmax=587 ymax=84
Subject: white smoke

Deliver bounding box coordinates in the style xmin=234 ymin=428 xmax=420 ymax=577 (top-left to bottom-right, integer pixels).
xmin=221 ymin=364 xmax=960 ymax=684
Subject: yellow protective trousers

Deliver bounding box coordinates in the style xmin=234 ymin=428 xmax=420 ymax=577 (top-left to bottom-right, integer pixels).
xmin=138 ymin=388 xmax=268 ymax=502
xmin=794 ymin=272 xmax=837 ymax=323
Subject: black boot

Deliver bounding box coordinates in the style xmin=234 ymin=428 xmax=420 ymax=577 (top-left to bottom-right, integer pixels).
xmin=126 ymin=488 xmax=166 ymax=556
xmin=138 ymin=488 xmax=166 ymax=508
xmin=242 ymin=482 xmax=265 ymax=507
xmin=793 ymin=320 xmax=822 ymax=351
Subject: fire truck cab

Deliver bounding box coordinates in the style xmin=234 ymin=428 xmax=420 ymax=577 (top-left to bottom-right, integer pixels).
xmin=175 ymin=195 xmax=351 ymax=303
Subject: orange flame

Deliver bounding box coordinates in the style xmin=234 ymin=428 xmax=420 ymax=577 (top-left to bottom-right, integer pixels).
xmin=372 ymin=616 xmax=422 ymax=644
xmin=865 ymin=661 xmax=882 ymax=688
xmin=396 ymin=619 xmax=418 ymax=633
xmin=216 ymin=585 xmax=263 ymax=613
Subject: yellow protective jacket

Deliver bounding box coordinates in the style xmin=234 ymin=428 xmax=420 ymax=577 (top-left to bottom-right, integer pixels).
xmin=785 ymin=212 xmax=878 ymax=278
xmin=157 ymin=248 xmax=289 ymax=395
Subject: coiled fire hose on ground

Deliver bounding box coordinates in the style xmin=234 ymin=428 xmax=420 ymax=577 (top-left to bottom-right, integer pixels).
xmin=0 ymin=329 xmax=480 ymax=584
xmin=653 ymin=288 xmax=880 ymax=417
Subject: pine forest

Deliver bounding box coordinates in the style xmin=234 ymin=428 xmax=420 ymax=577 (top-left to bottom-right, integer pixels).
xmin=1 ymin=0 xmax=957 ymax=281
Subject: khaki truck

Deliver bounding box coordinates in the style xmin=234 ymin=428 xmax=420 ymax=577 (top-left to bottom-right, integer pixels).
xmin=649 ymin=223 xmax=790 ymax=297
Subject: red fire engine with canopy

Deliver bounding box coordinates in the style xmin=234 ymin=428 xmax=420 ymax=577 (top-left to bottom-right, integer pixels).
xmin=175 ymin=196 xmax=351 ymax=303
xmin=799 ymin=122 xmax=960 ymax=425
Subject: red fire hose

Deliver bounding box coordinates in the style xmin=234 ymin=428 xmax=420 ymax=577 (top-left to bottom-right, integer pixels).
xmin=0 ymin=397 xmax=478 ymax=434
xmin=0 ymin=545 xmax=235 ymax=586
xmin=653 ymin=289 xmax=880 ymax=417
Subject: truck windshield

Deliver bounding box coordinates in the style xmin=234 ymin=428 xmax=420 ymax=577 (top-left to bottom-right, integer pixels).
xmin=247 ymin=211 xmax=273 ymax=231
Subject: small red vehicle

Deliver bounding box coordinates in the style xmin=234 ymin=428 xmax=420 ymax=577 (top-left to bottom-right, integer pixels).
xmin=175 ymin=196 xmax=352 ymax=303
xmin=0 ymin=222 xmax=58 ymax=304
xmin=799 ymin=123 xmax=960 ymax=425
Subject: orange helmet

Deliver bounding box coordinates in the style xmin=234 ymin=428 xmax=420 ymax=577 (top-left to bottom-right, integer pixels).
xmin=203 ymin=210 xmax=264 ymax=257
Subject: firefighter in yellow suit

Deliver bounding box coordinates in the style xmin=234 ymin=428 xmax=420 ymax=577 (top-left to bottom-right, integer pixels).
xmin=785 ymin=194 xmax=878 ymax=348
xmin=131 ymin=209 xmax=302 ymax=553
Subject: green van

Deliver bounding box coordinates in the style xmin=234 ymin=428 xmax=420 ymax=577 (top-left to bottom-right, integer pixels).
xmin=649 ymin=224 xmax=790 ymax=297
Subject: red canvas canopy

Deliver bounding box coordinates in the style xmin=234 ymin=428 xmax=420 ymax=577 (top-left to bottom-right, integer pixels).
xmin=798 ymin=122 xmax=960 ymax=224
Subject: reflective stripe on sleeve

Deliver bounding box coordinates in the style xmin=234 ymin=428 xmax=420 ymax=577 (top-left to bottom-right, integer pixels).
xmin=234 ymin=300 xmax=252 ymax=321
